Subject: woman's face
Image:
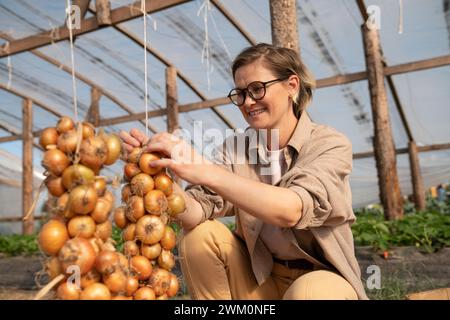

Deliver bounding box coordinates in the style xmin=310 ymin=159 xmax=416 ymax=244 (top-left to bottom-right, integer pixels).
xmin=233 ymin=60 xmax=298 ymax=130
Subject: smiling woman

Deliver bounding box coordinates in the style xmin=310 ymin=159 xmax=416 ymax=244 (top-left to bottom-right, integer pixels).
xmin=120 ymin=43 xmax=368 ymax=300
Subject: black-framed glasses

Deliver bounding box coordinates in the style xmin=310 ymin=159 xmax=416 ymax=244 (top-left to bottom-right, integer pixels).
xmin=227 ymin=78 xmax=287 ymax=107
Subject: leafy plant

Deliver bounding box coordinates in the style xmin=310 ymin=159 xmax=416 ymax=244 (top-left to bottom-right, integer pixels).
xmin=0 ymin=234 xmax=39 ymax=256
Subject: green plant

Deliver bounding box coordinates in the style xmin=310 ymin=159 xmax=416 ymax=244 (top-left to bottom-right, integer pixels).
xmin=0 ymin=234 xmax=40 ymax=256
xmin=352 ymin=198 xmax=450 ymax=252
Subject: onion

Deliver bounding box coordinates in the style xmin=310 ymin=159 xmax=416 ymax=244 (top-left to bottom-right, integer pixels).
xmin=130 ymin=255 xmax=153 ymax=280
xmin=93 ymin=177 xmax=107 ymax=197
xmin=167 ymin=193 xmax=186 ymax=216
xmin=141 ymin=243 xmax=161 ymax=260
xmin=157 ymin=249 xmax=175 ymax=271
xmin=124 ymin=163 xmax=141 ymax=181
xmin=39 ymin=127 xmax=59 ymax=149
xmin=103 ymin=190 xmax=114 ymax=203
xmin=57 ymin=282 xmax=80 ymax=300
xmin=96 ymin=220 xmax=112 ymax=241
xmin=58 ymin=238 xmax=96 ymax=275
xmin=154 ymin=172 xmax=173 ymax=196
xmin=126 ymin=196 xmax=145 ymax=223
xmin=80 ymin=283 xmax=111 ymax=300
xmin=156 ymin=294 xmax=168 ymax=300
xmin=113 ymin=206 xmax=128 ymax=229
xmin=56 ymin=116 xmax=75 ymax=133
xmin=42 ymin=149 xmax=71 ymax=176
xmin=127 ymin=147 xmax=142 ymax=164
xmin=103 ymin=270 xmax=127 ymax=294
xmin=125 ymin=276 xmax=139 ymax=296
xmin=45 ymin=176 xmax=66 ymax=197
xmin=81 ymin=122 xmax=95 ymax=139
xmin=57 ymin=129 xmax=79 ymax=154
xmin=122 ymin=223 xmax=136 ymax=242
xmin=103 ymin=134 xmax=122 ymax=165
xmin=80 ymin=136 xmax=108 ymax=171
xmin=62 ymin=164 xmax=95 ymax=190
xmin=38 ymin=219 xmax=69 ymax=256
xmin=69 ymin=185 xmax=98 ymax=215
xmin=130 ymin=173 xmax=154 ymax=197
xmin=123 ymin=241 xmax=139 ymax=257
xmin=134 ymin=286 xmax=156 ymax=300
xmin=144 ymin=190 xmax=168 ymax=215
xmin=139 ymin=153 xmax=163 ymax=175
xmin=166 ymin=273 xmax=179 ymax=298
xmin=80 ymin=268 xmax=101 ymax=289
xmin=117 ymin=253 xmax=129 ymax=272
xmin=148 ymin=268 xmax=171 ymax=296
xmin=46 ymin=256 xmax=62 ymax=279
xmin=111 ymin=295 xmax=133 ymax=300
xmin=160 ymin=226 xmax=176 ymax=250
xmin=67 ymin=215 xmax=96 ymax=238
xmin=56 ymin=192 xmax=73 ymax=218
xmin=90 ymin=197 xmax=112 ymax=223
xmin=135 ymin=215 xmax=165 ymax=245
xmin=95 ymin=250 xmax=119 ymax=275
xmin=121 ymin=184 xmax=132 ymax=203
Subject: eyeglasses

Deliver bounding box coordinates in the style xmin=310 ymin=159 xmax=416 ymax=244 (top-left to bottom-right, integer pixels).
xmin=227 ymin=78 xmax=287 ymax=107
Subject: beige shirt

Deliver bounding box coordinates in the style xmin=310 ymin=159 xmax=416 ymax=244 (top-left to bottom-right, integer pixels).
xmin=185 ymin=112 xmax=368 ymax=300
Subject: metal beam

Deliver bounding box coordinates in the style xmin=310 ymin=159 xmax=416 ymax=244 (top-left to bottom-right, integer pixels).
xmin=353 ymin=142 xmax=450 ymax=159
xmin=0 ymin=0 xmax=191 ymax=57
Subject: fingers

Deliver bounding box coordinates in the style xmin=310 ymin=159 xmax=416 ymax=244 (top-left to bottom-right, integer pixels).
xmin=130 ymin=128 xmax=149 ymax=145
xmin=149 ymin=158 xmax=175 ymax=170
xmin=119 ymin=130 xmax=141 ymax=148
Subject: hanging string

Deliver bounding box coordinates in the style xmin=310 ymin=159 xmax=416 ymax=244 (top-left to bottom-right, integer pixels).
xmin=141 ymin=0 xmax=149 ymax=136
xmin=66 ymin=0 xmax=79 ymax=122
xmin=398 ymin=0 xmax=404 ymax=34
xmin=198 ymin=0 xmax=212 ymax=90
xmin=5 ymin=42 xmax=12 ymax=89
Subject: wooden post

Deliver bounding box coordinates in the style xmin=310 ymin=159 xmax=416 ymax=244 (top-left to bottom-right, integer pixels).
xmin=408 ymin=141 xmax=426 ymax=210
xmin=95 ymin=0 xmax=112 ymax=26
xmin=22 ymin=99 xmax=34 ymax=235
xmin=269 ymin=0 xmax=300 ymax=53
xmin=86 ymin=87 xmax=101 ymax=126
xmin=362 ymin=24 xmax=404 ymax=220
xmin=166 ymin=66 xmax=179 ymax=133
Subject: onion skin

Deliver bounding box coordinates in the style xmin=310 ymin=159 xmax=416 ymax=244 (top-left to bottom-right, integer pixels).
xmin=154 ymin=172 xmax=173 ymax=196
xmin=42 ymin=149 xmax=71 ymax=176
xmin=39 ymin=127 xmax=59 ymax=149
xmin=113 ymin=206 xmax=128 ymax=229
xmin=130 ymin=173 xmax=154 ymax=197
xmin=57 ymin=129 xmax=79 ymax=154
xmin=96 ymin=220 xmax=112 ymax=242
xmin=144 ymin=190 xmax=168 ymax=216
xmin=135 ymin=215 xmax=165 ymax=245
xmin=80 ymin=283 xmax=111 ymax=300
xmin=69 ymin=185 xmax=98 ymax=215
xmin=103 ymin=134 xmax=122 ymax=165
xmin=167 ymin=193 xmax=186 ymax=216
xmin=57 ymin=282 xmax=81 ymax=300
xmin=130 ymin=255 xmax=153 ymax=280
xmin=80 ymin=136 xmax=108 ymax=171
xmin=45 ymin=176 xmax=66 ymax=197
xmin=148 ymin=268 xmax=171 ymax=296
xmin=67 ymin=215 xmax=96 ymax=238
xmin=58 ymin=238 xmax=96 ymax=275
xmin=139 ymin=153 xmax=163 ymax=175
xmin=166 ymin=273 xmax=179 ymax=298
xmin=134 ymin=286 xmax=156 ymax=300
xmin=81 ymin=122 xmax=95 ymax=139
xmin=160 ymin=226 xmax=176 ymax=250
xmin=38 ymin=219 xmax=69 ymax=256
xmin=56 ymin=116 xmax=75 ymax=133
xmin=61 ymin=164 xmax=95 ymax=190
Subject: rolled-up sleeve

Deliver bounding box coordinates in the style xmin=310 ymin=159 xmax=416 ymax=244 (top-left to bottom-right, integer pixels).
xmin=184 ymin=141 xmax=235 ymax=224
xmin=282 ymin=132 xmax=353 ymax=229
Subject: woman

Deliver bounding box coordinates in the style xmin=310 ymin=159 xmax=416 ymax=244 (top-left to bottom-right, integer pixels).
xmin=120 ymin=43 xmax=368 ymax=300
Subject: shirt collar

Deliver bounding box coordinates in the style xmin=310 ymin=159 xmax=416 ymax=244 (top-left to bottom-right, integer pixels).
xmin=247 ymin=111 xmax=313 ymax=163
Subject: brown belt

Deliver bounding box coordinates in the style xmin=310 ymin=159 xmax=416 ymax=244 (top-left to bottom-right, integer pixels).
xmin=273 ymin=257 xmax=314 ymax=270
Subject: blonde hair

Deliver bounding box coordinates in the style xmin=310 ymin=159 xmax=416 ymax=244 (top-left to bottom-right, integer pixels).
xmin=231 ymin=43 xmax=315 ymax=117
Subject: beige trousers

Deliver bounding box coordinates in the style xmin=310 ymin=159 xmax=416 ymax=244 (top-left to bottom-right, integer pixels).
xmin=179 ymin=220 xmax=358 ymax=300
